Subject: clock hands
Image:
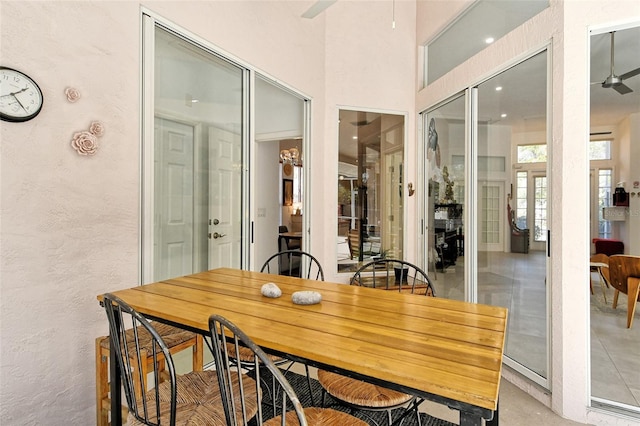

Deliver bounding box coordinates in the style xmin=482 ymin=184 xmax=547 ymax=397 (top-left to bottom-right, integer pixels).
xmin=0 ymin=87 xmax=30 ymax=112
xmin=9 ymin=87 xmax=29 ymax=97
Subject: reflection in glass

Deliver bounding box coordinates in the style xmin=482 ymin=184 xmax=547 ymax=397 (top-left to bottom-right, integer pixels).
xmin=150 ymin=26 xmax=243 ymax=281
xmin=337 ymin=110 xmax=404 ymax=273
xmin=590 ymin=25 xmax=640 ymax=413
xmin=424 ymin=95 xmax=466 ymax=302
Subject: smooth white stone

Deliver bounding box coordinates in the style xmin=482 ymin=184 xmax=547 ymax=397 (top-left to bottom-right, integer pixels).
xmin=261 ymin=282 xmax=282 ymax=298
xmin=291 ymin=291 xmax=322 ymax=305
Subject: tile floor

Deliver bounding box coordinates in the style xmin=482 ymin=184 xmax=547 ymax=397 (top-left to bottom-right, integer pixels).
xmin=427 ymin=250 xmax=640 ymax=420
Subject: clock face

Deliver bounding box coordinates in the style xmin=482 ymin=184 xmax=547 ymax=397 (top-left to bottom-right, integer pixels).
xmin=0 ymin=67 xmax=44 ymax=122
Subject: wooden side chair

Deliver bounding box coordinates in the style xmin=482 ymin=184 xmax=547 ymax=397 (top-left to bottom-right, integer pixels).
xmin=209 ymin=314 xmax=368 ymax=426
xmin=608 ymin=255 xmax=640 ymax=328
xmin=96 ymin=320 xmax=203 ymax=425
xmin=101 ymin=293 xmax=231 ymax=425
xmin=317 ymin=259 xmax=435 ymax=426
xmin=347 ymin=228 xmax=375 ymax=260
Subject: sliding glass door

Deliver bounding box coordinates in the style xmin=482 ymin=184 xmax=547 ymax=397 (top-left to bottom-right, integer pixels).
xmin=142 ymin=19 xmax=245 ymax=282
xmin=422 ymin=50 xmax=549 ymax=386
xmin=475 ymin=51 xmax=549 ymax=383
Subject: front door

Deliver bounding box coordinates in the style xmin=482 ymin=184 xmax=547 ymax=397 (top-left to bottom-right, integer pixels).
xmin=208 ymin=127 xmax=242 ymax=269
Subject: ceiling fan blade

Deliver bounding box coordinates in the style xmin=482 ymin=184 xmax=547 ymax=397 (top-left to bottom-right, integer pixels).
xmin=613 ymin=83 xmax=633 ymax=95
xmin=301 ymin=0 xmax=337 ymax=19
xmin=619 ymin=67 xmax=640 ymax=80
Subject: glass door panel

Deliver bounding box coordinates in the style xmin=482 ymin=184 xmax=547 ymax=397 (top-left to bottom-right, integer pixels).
xmin=423 ymin=95 xmax=466 ymax=301
xmin=146 ymin=25 xmax=244 ymax=282
xmin=590 ymin=25 xmax=640 ymax=413
xmin=476 ymin=50 xmax=548 ymax=382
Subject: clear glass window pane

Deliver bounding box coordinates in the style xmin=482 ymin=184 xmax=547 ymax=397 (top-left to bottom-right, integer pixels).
xmin=424 ymin=0 xmax=548 ymax=86
xmin=589 ymin=140 xmax=611 ymax=160
xmin=598 ymin=169 xmax=612 ymax=238
xmin=517 ymin=144 xmax=547 ymax=163
xmin=534 ymin=176 xmax=547 ymax=242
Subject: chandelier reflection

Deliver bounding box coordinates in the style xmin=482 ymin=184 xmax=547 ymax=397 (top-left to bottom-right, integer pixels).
xmin=280 ymin=148 xmax=300 ymax=165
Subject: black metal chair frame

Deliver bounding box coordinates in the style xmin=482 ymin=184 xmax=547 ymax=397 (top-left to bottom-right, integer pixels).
xmin=258 ymin=250 xmax=323 ymax=406
xmin=103 ymin=293 xmax=178 ymax=426
xmin=209 ymin=314 xmax=307 ymax=425
xmin=350 ymin=258 xmax=435 ymax=296
xmin=261 ymin=250 xmax=324 ymax=281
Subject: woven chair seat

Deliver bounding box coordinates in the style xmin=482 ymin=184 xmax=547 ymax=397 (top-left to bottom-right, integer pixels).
xmin=127 ymin=371 xmax=259 ymax=426
xmin=100 ymin=322 xmax=197 ymax=353
xmin=263 ymin=407 xmax=368 ymax=425
xmin=317 ymin=370 xmax=413 ymax=408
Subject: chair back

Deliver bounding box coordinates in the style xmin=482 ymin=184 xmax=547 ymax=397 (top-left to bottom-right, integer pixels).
xmin=261 ymin=250 xmax=324 ymax=281
xmin=102 ymin=293 xmax=177 ymax=426
xmin=350 ymin=259 xmax=435 ymax=296
xmin=609 ymin=255 xmax=640 ymax=301
xmin=209 ymin=314 xmax=308 ymax=426
xmin=347 ymin=229 xmax=361 ymax=260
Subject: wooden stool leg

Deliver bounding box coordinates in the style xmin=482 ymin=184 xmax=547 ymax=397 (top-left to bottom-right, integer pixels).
xmin=193 ymin=334 xmax=204 ymax=371
xmin=96 ymin=337 xmax=109 ymax=426
xmin=626 ymin=277 xmax=640 ymax=329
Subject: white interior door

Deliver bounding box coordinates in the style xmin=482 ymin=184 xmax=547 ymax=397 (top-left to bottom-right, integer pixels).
xmin=478 ymin=181 xmax=504 ymax=252
xmin=208 ymin=127 xmax=242 ymax=269
xmin=154 ymin=117 xmax=195 ymax=280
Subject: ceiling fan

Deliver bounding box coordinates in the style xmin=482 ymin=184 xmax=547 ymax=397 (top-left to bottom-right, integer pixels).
xmin=593 ymin=31 xmax=640 ymax=95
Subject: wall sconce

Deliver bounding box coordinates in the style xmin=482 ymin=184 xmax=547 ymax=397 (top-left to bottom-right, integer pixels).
xmin=280 ymin=148 xmax=300 ymax=165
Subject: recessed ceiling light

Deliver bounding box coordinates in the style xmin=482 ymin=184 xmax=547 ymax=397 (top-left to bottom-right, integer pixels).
xmin=352 ymin=136 xmax=358 ymax=140
xmin=485 ymin=37 xmax=495 ymax=44
xmin=191 ymin=99 xmax=199 ymax=103
xmin=501 ymin=113 xmax=507 ymax=118
xmin=495 ymin=86 xmax=503 ymax=91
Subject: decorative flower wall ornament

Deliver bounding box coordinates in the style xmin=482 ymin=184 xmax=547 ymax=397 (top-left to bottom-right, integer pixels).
xmin=64 ymin=87 xmax=81 ymax=103
xmin=71 ymin=131 xmax=99 ymax=156
xmin=89 ymin=121 xmax=105 ymax=137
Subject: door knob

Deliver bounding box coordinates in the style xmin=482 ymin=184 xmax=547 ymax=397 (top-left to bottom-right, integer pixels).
xmin=212 ymin=219 xmax=220 ymax=225
xmin=212 ymin=232 xmax=226 ymax=239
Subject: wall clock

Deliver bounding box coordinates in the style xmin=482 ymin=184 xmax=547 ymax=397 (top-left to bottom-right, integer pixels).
xmin=0 ymin=67 xmax=44 ymax=122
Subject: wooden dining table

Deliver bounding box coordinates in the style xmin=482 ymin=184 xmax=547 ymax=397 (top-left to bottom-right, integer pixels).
xmin=98 ymin=267 xmax=507 ymax=426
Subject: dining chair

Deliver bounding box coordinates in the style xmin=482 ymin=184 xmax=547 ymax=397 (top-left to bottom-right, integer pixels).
xmin=317 ymin=259 xmax=435 ymax=426
xmin=350 ymin=258 xmax=435 ymax=296
xmin=95 ymin=324 xmax=203 ymax=426
xmin=102 ymin=293 xmax=241 ymax=426
xmin=279 ymin=225 xmax=300 ymax=250
xmin=209 ymin=314 xmax=368 ymax=426
xmin=608 ymin=254 xmax=640 ymax=328
xmin=261 ymin=250 xmax=324 ymax=280
xmin=220 ymin=250 xmax=323 ymax=408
